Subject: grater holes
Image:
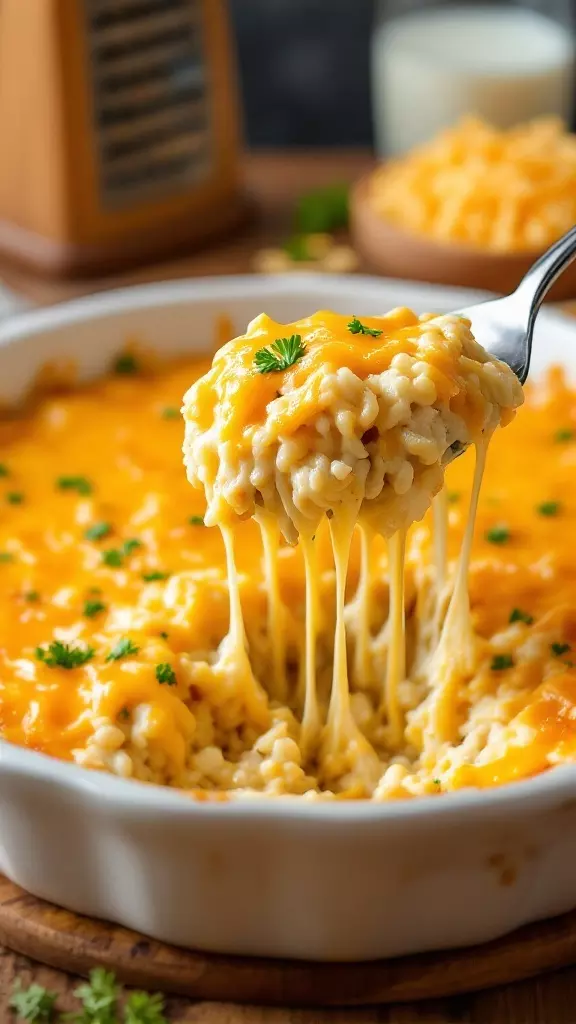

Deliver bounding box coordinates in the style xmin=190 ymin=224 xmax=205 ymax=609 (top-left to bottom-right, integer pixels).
xmin=91 ymin=0 xmax=188 ymax=32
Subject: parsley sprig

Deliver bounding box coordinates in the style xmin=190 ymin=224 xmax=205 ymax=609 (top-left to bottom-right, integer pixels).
xmin=57 ymin=476 xmax=93 ymax=496
xmin=509 ymin=608 xmax=534 ymax=625
xmin=85 ymin=522 xmax=112 ymax=542
xmin=9 ymin=981 xmax=57 ymax=1022
xmin=70 ymin=967 xmax=120 ymax=1024
xmin=347 ymin=316 xmax=383 ymax=338
xmin=106 ymin=637 xmax=140 ymax=662
xmin=36 ymin=641 xmax=95 ymax=669
xmin=537 ymin=501 xmax=561 ymax=517
xmin=254 ymin=334 xmax=305 ymax=373
xmin=83 ymin=599 xmax=106 ymax=618
xmin=491 ymin=653 xmax=514 ymax=671
xmin=155 ymin=663 xmax=176 ymax=686
xmin=102 ymin=539 xmax=142 ymax=567
xmin=188 ymin=515 xmax=204 ymax=526
xmin=485 ymin=524 xmax=510 ymax=545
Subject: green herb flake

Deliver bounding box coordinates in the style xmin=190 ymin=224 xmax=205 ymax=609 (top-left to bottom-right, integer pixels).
xmin=537 ymin=501 xmax=561 ymax=517
xmin=56 ymin=475 xmax=93 ymax=496
xmin=36 ymin=640 xmax=95 ymax=669
xmin=118 ymin=707 xmax=130 ymax=722
xmin=0 ymin=463 xmax=9 ymax=477
xmin=83 ymin=598 xmax=106 ymax=619
xmin=491 ymin=653 xmax=514 ymax=671
xmin=73 ymin=967 xmax=120 ymax=1024
xmin=283 ymin=234 xmax=311 ymax=262
xmin=0 ymin=552 xmax=14 ymax=563
xmin=6 ymin=491 xmax=24 ymax=505
xmin=555 ymin=427 xmax=574 ymax=443
xmin=9 ymin=981 xmax=58 ymax=1022
xmin=161 ymin=406 xmax=180 ymax=420
xmin=113 ymin=353 xmax=139 ymax=375
xmin=295 ymin=183 xmax=349 ymax=234
xmin=447 ymin=491 xmax=461 ymax=503
xmin=84 ymin=521 xmax=112 ymax=542
xmin=551 ymin=642 xmax=571 ymax=657
xmin=102 ymin=548 xmax=123 ymax=568
xmin=159 ymin=630 xmax=169 ymax=639
xmin=347 ymin=316 xmax=383 ymax=338
xmin=106 ymin=636 xmax=140 ymax=662
xmin=509 ymin=607 xmax=534 ymax=625
xmin=254 ymin=334 xmax=306 ymax=374
xmin=122 ymin=537 xmax=143 ymax=555
xmin=432 ymin=778 xmax=441 ymax=786
xmin=142 ymin=571 xmax=170 ymax=582
xmin=485 ymin=524 xmax=510 ymax=545
xmin=124 ymin=990 xmax=168 ymax=1024
xmin=156 ymin=662 xmax=177 ymax=686
xmin=24 ymin=590 xmax=40 ymax=602
xmin=188 ymin=514 xmax=205 ymax=526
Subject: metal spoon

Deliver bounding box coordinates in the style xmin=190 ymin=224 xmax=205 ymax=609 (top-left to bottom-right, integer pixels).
xmin=456 ymin=224 xmax=576 ymax=384
xmin=444 ymin=224 xmax=576 ymax=462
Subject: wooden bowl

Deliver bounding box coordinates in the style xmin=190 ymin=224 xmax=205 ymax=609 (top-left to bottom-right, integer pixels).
xmin=350 ymin=175 xmax=576 ymax=300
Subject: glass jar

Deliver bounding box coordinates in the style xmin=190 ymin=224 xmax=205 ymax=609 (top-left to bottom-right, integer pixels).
xmin=371 ymin=0 xmax=576 ymax=155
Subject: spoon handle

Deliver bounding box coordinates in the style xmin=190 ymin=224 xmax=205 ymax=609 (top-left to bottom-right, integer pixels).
xmin=517 ymin=224 xmax=576 ymax=318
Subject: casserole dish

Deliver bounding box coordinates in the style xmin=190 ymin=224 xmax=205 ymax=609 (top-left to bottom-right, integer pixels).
xmin=0 ymin=273 xmax=576 ymax=962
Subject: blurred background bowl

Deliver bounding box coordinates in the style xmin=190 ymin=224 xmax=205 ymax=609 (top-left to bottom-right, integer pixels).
xmin=350 ymin=175 xmax=576 ymax=301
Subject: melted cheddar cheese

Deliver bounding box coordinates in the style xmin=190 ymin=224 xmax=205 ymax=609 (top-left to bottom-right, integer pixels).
xmin=0 ymin=320 xmax=574 ymax=800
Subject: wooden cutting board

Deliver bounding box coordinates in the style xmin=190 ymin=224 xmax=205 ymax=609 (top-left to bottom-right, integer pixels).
xmin=1 ymin=875 xmax=576 ymax=1007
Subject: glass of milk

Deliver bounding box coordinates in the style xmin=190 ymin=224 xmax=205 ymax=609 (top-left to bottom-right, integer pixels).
xmin=372 ymin=1 xmax=576 ymax=156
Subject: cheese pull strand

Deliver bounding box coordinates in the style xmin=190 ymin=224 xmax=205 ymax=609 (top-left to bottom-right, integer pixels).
xmin=257 ymin=513 xmax=287 ymax=702
xmin=325 ymin=504 xmax=362 ymax=751
xmin=430 ymin=440 xmax=488 ymax=741
xmin=300 ymin=529 xmax=321 ymax=758
xmin=384 ymin=528 xmax=407 ymax=746
xmin=352 ymin=523 xmax=374 ymax=689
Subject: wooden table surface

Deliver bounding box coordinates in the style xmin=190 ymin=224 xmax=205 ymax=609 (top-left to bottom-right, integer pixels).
xmin=1 ymin=149 xmax=576 ymax=1023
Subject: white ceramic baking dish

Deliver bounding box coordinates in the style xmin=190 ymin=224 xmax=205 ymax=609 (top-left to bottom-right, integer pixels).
xmin=1 ymin=273 xmax=576 ymax=963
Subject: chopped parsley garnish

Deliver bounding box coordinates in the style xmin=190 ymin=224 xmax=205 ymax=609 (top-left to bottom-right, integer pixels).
xmin=102 ymin=548 xmax=123 ymax=568
xmin=0 ymin=463 xmax=8 ymax=477
xmin=295 ymin=183 xmax=349 ymax=234
xmin=84 ymin=521 xmax=112 ymax=542
xmin=113 ymin=352 xmax=139 ymax=375
xmin=106 ymin=636 xmax=140 ymax=662
xmin=188 ymin=514 xmax=205 ymax=526
xmin=284 ymin=234 xmax=310 ymax=262
xmin=491 ymin=653 xmax=514 ymax=671
xmin=142 ymin=571 xmax=170 ymax=582
xmin=447 ymin=491 xmax=461 ymax=503
xmin=159 ymin=630 xmax=169 ymax=639
xmin=254 ymin=334 xmax=306 ymax=374
xmin=347 ymin=316 xmax=383 ymax=338
xmin=122 ymin=537 xmax=143 ymax=555
xmin=36 ymin=640 xmax=95 ymax=669
xmin=83 ymin=598 xmax=106 ymax=618
xmin=0 ymin=552 xmax=14 ymax=563
xmin=555 ymin=427 xmax=574 ymax=442
xmin=161 ymin=406 xmax=180 ymax=420
xmin=101 ymin=539 xmax=142 ymax=567
xmin=485 ymin=524 xmax=510 ymax=545
xmin=432 ymin=778 xmax=441 ymax=786
xmin=155 ymin=662 xmax=176 ymax=686
xmin=24 ymin=590 xmax=40 ymax=602
xmin=551 ymin=642 xmax=571 ymax=657
xmin=9 ymin=981 xmax=58 ymax=1022
xmin=537 ymin=501 xmax=561 ymax=517
xmin=6 ymin=491 xmax=24 ymax=504
xmin=509 ymin=607 xmax=534 ymax=625
xmin=73 ymin=968 xmax=120 ymax=1024
xmin=57 ymin=475 xmax=93 ymax=496
xmin=124 ymin=990 xmax=168 ymax=1024
xmin=118 ymin=707 xmax=130 ymax=722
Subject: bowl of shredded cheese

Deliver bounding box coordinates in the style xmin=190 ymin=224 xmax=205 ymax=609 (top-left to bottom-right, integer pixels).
xmin=352 ymin=118 xmax=576 ymax=297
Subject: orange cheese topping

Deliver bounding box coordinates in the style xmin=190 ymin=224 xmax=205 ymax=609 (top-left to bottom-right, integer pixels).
xmin=0 ymin=343 xmax=575 ymax=795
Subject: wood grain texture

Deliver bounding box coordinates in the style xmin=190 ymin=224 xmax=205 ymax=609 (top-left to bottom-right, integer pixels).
xmin=2 ymin=875 xmax=576 ymax=1010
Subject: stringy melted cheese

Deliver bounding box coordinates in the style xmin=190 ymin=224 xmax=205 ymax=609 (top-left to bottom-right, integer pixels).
xmin=3 ymin=313 xmax=576 ymax=800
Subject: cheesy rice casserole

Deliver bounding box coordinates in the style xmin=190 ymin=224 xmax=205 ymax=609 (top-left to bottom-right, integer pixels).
xmin=1 ymin=309 xmax=575 ymax=800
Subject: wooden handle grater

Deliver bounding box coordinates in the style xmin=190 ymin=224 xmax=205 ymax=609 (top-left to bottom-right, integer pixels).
xmin=0 ymin=0 xmax=247 ymax=277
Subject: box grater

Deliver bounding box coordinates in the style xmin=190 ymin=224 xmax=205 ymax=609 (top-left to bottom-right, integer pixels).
xmin=0 ymin=0 xmax=246 ymax=277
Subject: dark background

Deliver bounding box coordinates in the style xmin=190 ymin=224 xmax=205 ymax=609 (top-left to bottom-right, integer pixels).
xmin=229 ymin=0 xmax=375 ymax=147
xmin=228 ymin=0 xmax=576 ymax=148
